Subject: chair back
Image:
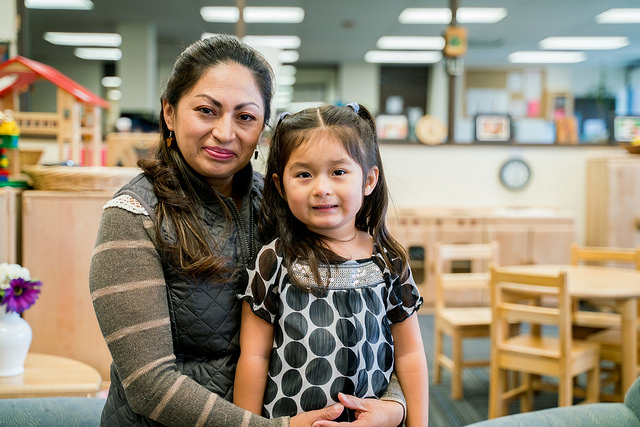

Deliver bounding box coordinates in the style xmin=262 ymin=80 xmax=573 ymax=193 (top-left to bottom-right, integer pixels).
xmin=434 ymin=241 xmax=499 ymax=311
xmin=571 ymin=243 xmax=640 ymax=270
xmin=490 ymin=267 xmax=570 ymax=358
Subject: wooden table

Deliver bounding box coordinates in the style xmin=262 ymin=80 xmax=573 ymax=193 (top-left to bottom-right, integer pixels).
xmin=499 ymin=264 xmax=640 ymax=395
xmin=0 ymin=353 xmax=102 ymax=398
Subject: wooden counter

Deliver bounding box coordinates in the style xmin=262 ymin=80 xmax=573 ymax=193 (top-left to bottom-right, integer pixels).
xmin=387 ymin=206 xmax=575 ymax=307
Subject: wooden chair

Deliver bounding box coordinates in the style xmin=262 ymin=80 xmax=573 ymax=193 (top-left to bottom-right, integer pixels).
xmin=571 ymin=244 xmax=640 ymax=401
xmin=571 ymin=244 xmax=640 ymax=330
xmin=488 ymin=267 xmax=600 ymax=419
xmin=432 ymin=241 xmax=499 ymax=399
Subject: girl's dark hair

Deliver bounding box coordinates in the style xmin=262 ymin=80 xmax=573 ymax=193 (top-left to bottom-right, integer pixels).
xmin=261 ymin=103 xmax=409 ymax=290
xmin=139 ymin=34 xmax=274 ymax=278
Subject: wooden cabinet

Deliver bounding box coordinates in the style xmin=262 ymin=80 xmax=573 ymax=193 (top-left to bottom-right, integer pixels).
xmin=21 ymin=191 xmax=113 ymax=380
xmin=0 ymin=188 xmax=22 ymax=264
xmin=586 ymin=156 xmax=640 ymax=248
xmin=388 ymin=207 xmax=575 ymax=307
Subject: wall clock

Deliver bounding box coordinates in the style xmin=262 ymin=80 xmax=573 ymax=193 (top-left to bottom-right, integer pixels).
xmin=499 ymin=158 xmax=531 ymax=191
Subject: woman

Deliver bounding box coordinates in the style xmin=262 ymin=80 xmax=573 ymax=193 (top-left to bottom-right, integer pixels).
xmin=89 ymin=35 xmax=406 ymax=426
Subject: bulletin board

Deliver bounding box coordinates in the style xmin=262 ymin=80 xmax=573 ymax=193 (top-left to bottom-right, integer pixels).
xmin=464 ymin=68 xmax=547 ymax=119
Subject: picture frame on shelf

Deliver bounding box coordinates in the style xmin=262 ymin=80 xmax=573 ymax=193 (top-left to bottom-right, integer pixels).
xmin=474 ymin=114 xmax=512 ymax=143
xmin=546 ymin=91 xmax=574 ymax=120
xmin=613 ymin=116 xmax=640 ymax=143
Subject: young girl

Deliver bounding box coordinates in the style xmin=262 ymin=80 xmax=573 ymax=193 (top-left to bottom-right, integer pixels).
xmin=234 ymin=103 xmax=429 ymax=425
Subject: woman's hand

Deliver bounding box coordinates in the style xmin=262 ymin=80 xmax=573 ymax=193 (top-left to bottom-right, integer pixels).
xmin=312 ymin=393 xmax=404 ymax=427
xmin=289 ymin=403 xmax=344 ymax=427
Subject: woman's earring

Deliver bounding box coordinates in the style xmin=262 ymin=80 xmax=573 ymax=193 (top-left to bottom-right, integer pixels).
xmin=254 ymin=149 xmax=259 ymax=160
xmin=166 ymin=130 xmax=175 ymax=147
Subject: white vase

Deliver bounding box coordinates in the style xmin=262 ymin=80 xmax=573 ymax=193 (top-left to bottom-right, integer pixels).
xmin=0 ymin=309 xmax=32 ymax=377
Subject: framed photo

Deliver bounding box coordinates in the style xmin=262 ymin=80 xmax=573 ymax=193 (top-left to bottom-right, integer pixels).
xmin=546 ymin=91 xmax=573 ymax=120
xmin=613 ymin=116 xmax=640 ymax=142
xmin=475 ymin=114 xmax=512 ymax=143
xmin=376 ymin=115 xmax=408 ymax=140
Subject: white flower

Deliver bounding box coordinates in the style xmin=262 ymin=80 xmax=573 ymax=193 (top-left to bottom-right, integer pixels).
xmin=0 ymin=262 xmax=31 ymax=290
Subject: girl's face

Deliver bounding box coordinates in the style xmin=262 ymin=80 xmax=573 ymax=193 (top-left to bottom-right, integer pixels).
xmin=163 ymin=62 xmax=265 ymax=196
xmin=275 ymin=133 xmax=378 ymax=241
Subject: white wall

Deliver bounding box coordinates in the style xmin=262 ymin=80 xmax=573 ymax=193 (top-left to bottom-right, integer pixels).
xmin=379 ymin=143 xmax=624 ymax=245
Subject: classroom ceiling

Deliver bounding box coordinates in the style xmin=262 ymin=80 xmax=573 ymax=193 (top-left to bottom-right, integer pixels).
xmin=18 ymin=0 xmax=640 ymax=69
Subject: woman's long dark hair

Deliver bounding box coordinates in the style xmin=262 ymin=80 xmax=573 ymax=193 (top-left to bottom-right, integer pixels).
xmin=138 ymin=35 xmax=274 ymax=279
xmin=261 ymin=103 xmax=410 ymax=291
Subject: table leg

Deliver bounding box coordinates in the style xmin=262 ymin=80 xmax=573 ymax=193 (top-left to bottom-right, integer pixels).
xmin=619 ymin=297 xmax=638 ymax=394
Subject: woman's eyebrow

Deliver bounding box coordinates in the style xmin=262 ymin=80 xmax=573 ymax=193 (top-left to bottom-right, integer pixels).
xmin=194 ymin=94 xmax=261 ymax=111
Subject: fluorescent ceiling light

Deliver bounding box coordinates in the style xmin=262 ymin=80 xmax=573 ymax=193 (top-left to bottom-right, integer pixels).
xmin=101 ymin=76 xmax=121 ymax=87
xmin=244 ymin=7 xmax=304 ymax=23
xmin=399 ymin=7 xmax=507 ymax=24
xmin=365 ymin=50 xmax=443 ymax=64
xmin=279 ymin=50 xmax=299 ymax=63
xmin=107 ymin=89 xmax=122 ymax=101
xmin=277 ymin=75 xmax=296 ymax=86
xmin=508 ymin=51 xmax=586 ymax=64
xmin=25 ymin=0 xmax=93 ymax=10
xmin=596 ymin=8 xmax=640 ymax=24
xmin=74 ymin=48 xmax=122 ymax=61
xmin=200 ymin=7 xmax=304 ymax=23
xmin=199 ymin=7 xmax=238 ymax=23
xmin=278 ymin=65 xmax=297 ymax=76
xmin=540 ymin=36 xmax=629 ymax=50
xmin=243 ymin=36 xmax=301 ymax=50
xmin=377 ymin=36 xmax=445 ymax=50
xmin=44 ymin=32 xmax=121 ymax=47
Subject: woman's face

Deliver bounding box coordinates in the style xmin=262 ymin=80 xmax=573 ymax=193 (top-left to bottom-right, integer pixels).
xmin=163 ymin=62 xmax=265 ymax=195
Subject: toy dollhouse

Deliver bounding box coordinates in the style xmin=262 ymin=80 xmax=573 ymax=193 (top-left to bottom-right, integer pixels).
xmin=0 ymin=55 xmax=109 ymax=166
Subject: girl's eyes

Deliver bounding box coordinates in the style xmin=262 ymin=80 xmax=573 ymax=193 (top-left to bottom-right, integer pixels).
xmin=294 ymin=170 xmax=347 ymax=178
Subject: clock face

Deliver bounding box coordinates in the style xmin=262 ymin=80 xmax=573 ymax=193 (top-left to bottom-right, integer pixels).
xmin=499 ymin=158 xmax=531 ymax=191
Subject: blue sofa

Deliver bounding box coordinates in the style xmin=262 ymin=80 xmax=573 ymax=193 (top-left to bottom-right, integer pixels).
xmin=466 ymin=376 xmax=640 ymax=426
xmin=0 ymin=397 xmax=106 ymax=426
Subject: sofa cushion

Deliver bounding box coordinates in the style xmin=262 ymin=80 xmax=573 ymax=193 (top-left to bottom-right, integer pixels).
xmin=0 ymin=397 xmax=106 ymax=427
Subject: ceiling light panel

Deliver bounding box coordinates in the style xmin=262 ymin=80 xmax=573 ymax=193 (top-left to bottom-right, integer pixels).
xmin=199 ymin=7 xmax=238 ymax=23
xmin=540 ymin=36 xmax=629 ymax=50
xmin=398 ymin=7 xmax=507 ymax=24
xmin=243 ymin=36 xmax=301 ymax=50
xmin=244 ymin=8 xmax=304 ymax=23
xmin=377 ymin=36 xmax=445 ymax=50
xmin=25 ymin=0 xmax=93 ymax=9
xmin=364 ymin=50 xmax=443 ymax=64
xmin=74 ymin=48 xmax=122 ymax=61
xmin=44 ymin=32 xmax=121 ymax=47
xmin=200 ymin=7 xmax=304 ymax=23
xmin=595 ymin=8 xmax=640 ymax=24
xmin=508 ymin=51 xmax=586 ymax=64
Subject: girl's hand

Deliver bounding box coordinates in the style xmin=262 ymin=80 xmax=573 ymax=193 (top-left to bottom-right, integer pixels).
xmin=312 ymin=393 xmax=404 ymax=427
xmin=289 ymin=403 xmax=344 ymax=427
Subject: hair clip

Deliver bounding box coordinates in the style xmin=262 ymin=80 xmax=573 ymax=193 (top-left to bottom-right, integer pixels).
xmin=277 ymin=111 xmax=290 ymax=126
xmin=346 ymin=102 xmax=360 ymax=114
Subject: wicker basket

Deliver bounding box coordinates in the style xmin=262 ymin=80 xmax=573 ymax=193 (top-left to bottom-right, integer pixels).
xmin=19 ymin=149 xmax=44 ymax=166
xmin=22 ymin=165 xmax=141 ymax=192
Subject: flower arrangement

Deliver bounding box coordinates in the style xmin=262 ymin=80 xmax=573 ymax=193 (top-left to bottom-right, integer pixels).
xmin=0 ymin=263 xmax=42 ymax=314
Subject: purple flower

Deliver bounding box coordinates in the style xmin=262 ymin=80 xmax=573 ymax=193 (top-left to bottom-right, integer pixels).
xmin=2 ymin=277 xmax=42 ymax=314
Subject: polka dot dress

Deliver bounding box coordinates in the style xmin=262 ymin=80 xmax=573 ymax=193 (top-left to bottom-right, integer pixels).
xmin=241 ymin=239 xmax=422 ymax=419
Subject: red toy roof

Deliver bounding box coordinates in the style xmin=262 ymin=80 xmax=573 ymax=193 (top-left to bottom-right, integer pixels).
xmin=0 ymin=55 xmax=109 ymax=109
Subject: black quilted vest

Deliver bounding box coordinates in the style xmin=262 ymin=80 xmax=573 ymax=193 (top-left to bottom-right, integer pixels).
xmin=104 ymin=164 xmax=264 ymax=425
